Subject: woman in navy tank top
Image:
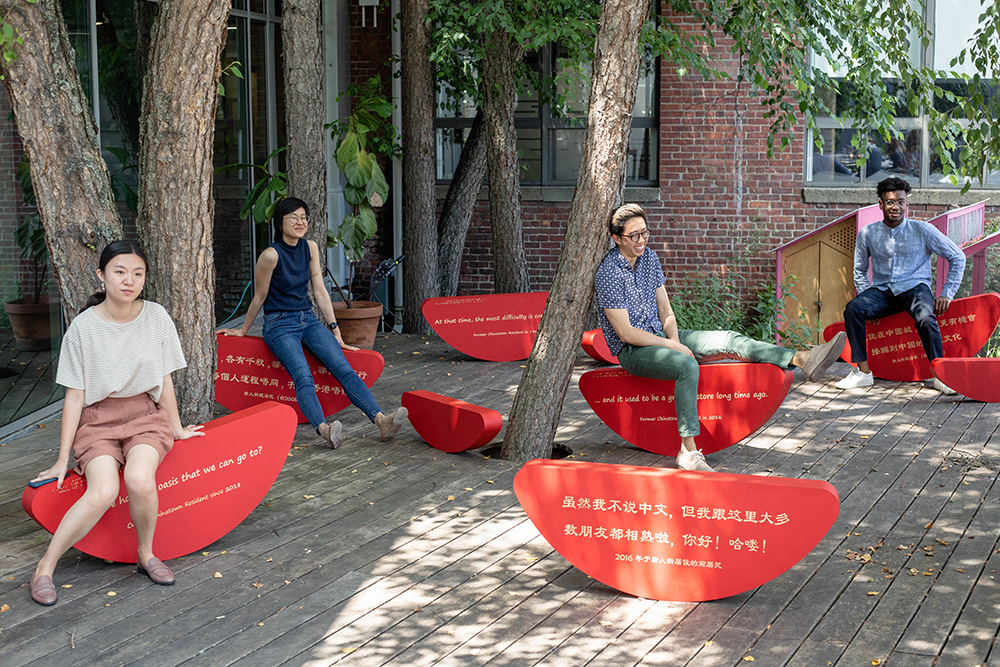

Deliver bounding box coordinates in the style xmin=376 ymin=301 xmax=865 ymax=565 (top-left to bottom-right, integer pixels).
xmin=220 ymin=197 xmax=407 ymax=448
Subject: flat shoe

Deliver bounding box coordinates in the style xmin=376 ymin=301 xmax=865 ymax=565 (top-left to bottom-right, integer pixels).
xmin=138 ymin=556 xmax=175 ymax=585
xmin=30 ymin=573 xmax=57 ymax=606
xmin=378 ymin=407 xmax=408 ymax=442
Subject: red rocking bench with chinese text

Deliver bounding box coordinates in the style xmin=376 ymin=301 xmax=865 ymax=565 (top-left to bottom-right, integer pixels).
xmin=215 ymin=333 xmax=385 ymax=423
xmin=514 ymin=459 xmax=840 ymax=601
xmin=822 ymin=293 xmax=1000 ymax=382
xmin=402 ymin=390 xmax=503 ymax=452
xmin=931 ymin=357 xmax=1000 ymax=402
xmin=579 ymin=364 xmax=795 ymax=456
xmin=22 ymin=402 xmax=297 ymax=563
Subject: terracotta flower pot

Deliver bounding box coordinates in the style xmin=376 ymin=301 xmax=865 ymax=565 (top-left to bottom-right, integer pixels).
xmin=332 ymin=300 xmax=382 ymax=350
xmin=4 ymin=296 xmax=61 ymax=351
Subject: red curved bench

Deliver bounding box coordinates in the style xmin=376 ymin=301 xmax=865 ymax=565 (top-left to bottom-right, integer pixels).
xmin=402 ymin=390 xmax=503 ymax=452
xmin=931 ymin=358 xmax=1000 ymax=402
xmin=822 ymin=292 xmax=1000 ymax=382
xmin=22 ymin=402 xmax=297 ymax=563
xmin=216 ymin=333 xmax=384 ymax=423
xmin=514 ymin=459 xmax=840 ymax=601
xmin=579 ymin=364 xmax=794 ymax=456
xmin=421 ymin=292 xmax=549 ymax=361
xmin=581 ymin=329 xmax=619 ymax=365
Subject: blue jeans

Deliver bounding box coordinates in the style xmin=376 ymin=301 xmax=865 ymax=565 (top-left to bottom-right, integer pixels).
xmin=262 ymin=310 xmax=381 ymax=430
xmin=843 ymin=285 xmax=942 ymax=364
xmin=617 ymin=330 xmax=795 ymax=438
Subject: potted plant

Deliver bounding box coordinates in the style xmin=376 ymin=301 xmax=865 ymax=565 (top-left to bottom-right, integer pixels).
xmin=3 ymin=159 xmax=60 ymax=351
xmin=324 ymin=77 xmax=396 ymax=349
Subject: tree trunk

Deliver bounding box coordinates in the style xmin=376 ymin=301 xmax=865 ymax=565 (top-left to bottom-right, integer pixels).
xmin=0 ymin=0 xmax=124 ymax=319
xmin=282 ymin=0 xmax=328 ymax=275
xmin=401 ymin=0 xmax=437 ymax=333
xmin=501 ymin=0 xmax=652 ymax=461
xmin=481 ymin=27 xmax=528 ymax=295
xmin=438 ymin=108 xmax=487 ymax=297
xmin=136 ymin=0 xmax=230 ymax=424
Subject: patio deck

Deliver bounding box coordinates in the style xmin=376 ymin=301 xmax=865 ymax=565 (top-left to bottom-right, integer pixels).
xmin=1 ymin=331 xmax=998 ymax=666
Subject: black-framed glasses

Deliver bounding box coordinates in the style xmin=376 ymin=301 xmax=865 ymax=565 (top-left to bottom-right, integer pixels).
xmin=622 ymin=229 xmax=650 ymax=243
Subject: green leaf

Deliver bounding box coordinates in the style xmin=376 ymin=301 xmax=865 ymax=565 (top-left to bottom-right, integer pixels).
xmin=344 ymin=150 xmax=375 ymax=188
xmin=344 ymin=182 xmax=367 ymax=207
xmin=336 ymin=133 xmax=360 ymax=170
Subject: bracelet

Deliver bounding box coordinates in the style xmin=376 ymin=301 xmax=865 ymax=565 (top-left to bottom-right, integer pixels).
xmin=327 ymin=321 xmax=339 ymax=332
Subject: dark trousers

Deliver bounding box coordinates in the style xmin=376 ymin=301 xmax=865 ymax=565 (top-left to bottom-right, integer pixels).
xmin=843 ymin=285 xmax=942 ymax=364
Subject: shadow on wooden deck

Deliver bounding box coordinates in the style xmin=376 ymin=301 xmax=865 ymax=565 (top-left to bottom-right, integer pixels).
xmin=0 ymin=332 xmax=998 ymax=666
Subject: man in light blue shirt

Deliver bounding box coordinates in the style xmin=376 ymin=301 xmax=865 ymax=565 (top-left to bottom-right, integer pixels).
xmin=836 ymin=177 xmax=966 ymax=390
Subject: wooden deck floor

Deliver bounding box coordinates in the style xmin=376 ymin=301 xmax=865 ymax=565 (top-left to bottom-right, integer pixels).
xmin=1 ymin=332 xmax=998 ymax=666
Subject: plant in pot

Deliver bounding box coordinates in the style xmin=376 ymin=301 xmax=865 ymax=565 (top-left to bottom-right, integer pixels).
xmin=325 ymin=77 xmax=396 ymax=350
xmin=3 ymin=159 xmax=61 ymax=351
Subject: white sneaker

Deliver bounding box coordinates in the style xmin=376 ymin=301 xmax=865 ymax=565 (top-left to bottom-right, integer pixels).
xmin=676 ymin=449 xmax=714 ymax=472
xmin=835 ymin=369 xmax=874 ymax=389
xmin=932 ymin=377 xmax=958 ymax=395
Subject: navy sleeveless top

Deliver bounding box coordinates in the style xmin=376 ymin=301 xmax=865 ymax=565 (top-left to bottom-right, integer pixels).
xmin=263 ymin=239 xmax=312 ymax=313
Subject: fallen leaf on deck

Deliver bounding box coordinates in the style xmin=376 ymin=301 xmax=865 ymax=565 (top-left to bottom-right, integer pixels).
xmin=598 ymin=620 xmax=613 ymax=626
xmin=447 ymin=495 xmax=455 ymax=501
xmin=343 ymin=648 xmax=358 ymax=654
xmin=107 ymin=591 xmax=116 ymax=596
xmin=0 ymin=604 xmax=8 ymax=613
xmin=61 ymin=584 xmax=72 ymax=589
xmin=867 ymin=591 xmax=879 ymax=596
xmin=303 ymin=495 xmax=315 ymax=499
xmin=214 ymin=572 xmax=223 ymax=578
xmin=487 ymin=480 xmax=494 ymax=484
xmin=251 ymin=583 xmax=264 ymax=588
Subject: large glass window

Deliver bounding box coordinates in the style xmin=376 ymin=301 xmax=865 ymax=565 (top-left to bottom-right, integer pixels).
xmin=805 ymin=3 xmax=997 ymax=188
xmin=435 ymin=43 xmax=658 ymax=187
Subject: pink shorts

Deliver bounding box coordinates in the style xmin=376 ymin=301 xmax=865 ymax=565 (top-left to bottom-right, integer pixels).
xmin=72 ymin=394 xmax=174 ymax=474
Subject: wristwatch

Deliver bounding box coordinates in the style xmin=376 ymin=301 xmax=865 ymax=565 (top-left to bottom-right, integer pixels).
xmin=327 ymin=321 xmax=339 ymax=333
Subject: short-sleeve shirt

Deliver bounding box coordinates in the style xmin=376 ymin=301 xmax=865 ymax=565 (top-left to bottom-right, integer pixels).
xmin=594 ymin=246 xmax=665 ymax=356
xmin=56 ymin=301 xmax=186 ymax=406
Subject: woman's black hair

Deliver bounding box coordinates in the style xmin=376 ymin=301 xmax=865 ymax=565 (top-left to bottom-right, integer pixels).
xmin=81 ymin=240 xmax=149 ymax=313
xmin=271 ymin=197 xmax=310 ymax=243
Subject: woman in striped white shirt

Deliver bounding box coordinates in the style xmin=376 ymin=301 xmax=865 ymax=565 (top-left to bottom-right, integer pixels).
xmin=28 ymin=241 xmax=204 ymax=606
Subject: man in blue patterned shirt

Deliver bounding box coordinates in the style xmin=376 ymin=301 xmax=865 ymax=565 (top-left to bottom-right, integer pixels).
xmin=594 ymin=204 xmax=846 ymax=472
xmin=835 ymin=177 xmax=966 ymax=391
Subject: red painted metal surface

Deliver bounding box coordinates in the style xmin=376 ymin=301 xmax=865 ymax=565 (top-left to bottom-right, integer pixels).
xmin=22 ymin=403 xmax=297 ymax=563
xmin=823 ymin=293 xmax=1000 ymax=381
xmin=579 ymin=364 xmax=794 ymax=456
xmin=216 ymin=333 xmax=384 ymax=423
xmin=931 ymin=358 xmax=1000 ymax=402
xmin=581 ymin=329 xmax=619 ymax=365
xmin=402 ymin=390 xmax=503 ymax=452
xmin=421 ymin=292 xmax=549 ymax=362
xmin=514 ymin=459 xmax=840 ymax=601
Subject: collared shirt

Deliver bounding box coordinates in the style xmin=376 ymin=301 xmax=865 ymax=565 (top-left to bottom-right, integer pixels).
xmin=854 ymin=218 xmax=966 ymax=300
xmin=594 ymin=245 xmax=664 ymax=356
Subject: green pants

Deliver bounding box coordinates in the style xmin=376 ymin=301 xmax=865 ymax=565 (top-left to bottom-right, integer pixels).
xmin=617 ymin=330 xmax=795 ymax=438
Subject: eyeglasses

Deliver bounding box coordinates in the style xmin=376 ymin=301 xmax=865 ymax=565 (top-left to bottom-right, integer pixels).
xmin=285 ymin=215 xmax=310 ymax=224
xmin=881 ymin=199 xmax=908 ymax=209
xmin=621 ymin=229 xmax=650 ymax=243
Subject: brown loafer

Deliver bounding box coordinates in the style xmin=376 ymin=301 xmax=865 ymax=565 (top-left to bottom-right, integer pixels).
xmin=137 ymin=556 xmax=175 ymax=585
xmin=31 ymin=573 xmax=57 ymax=606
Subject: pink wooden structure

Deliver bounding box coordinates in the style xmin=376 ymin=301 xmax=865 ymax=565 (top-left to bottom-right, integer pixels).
xmin=774 ymin=201 xmax=998 ymax=344
xmin=928 ymin=201 xmax=997 ymax=296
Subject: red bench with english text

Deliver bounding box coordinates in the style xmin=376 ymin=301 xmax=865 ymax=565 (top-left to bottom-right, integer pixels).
xmin=579 ymin=363 xmax=794 ymax=456
xmin=22 ymin=402 xmax=297 ymax=563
